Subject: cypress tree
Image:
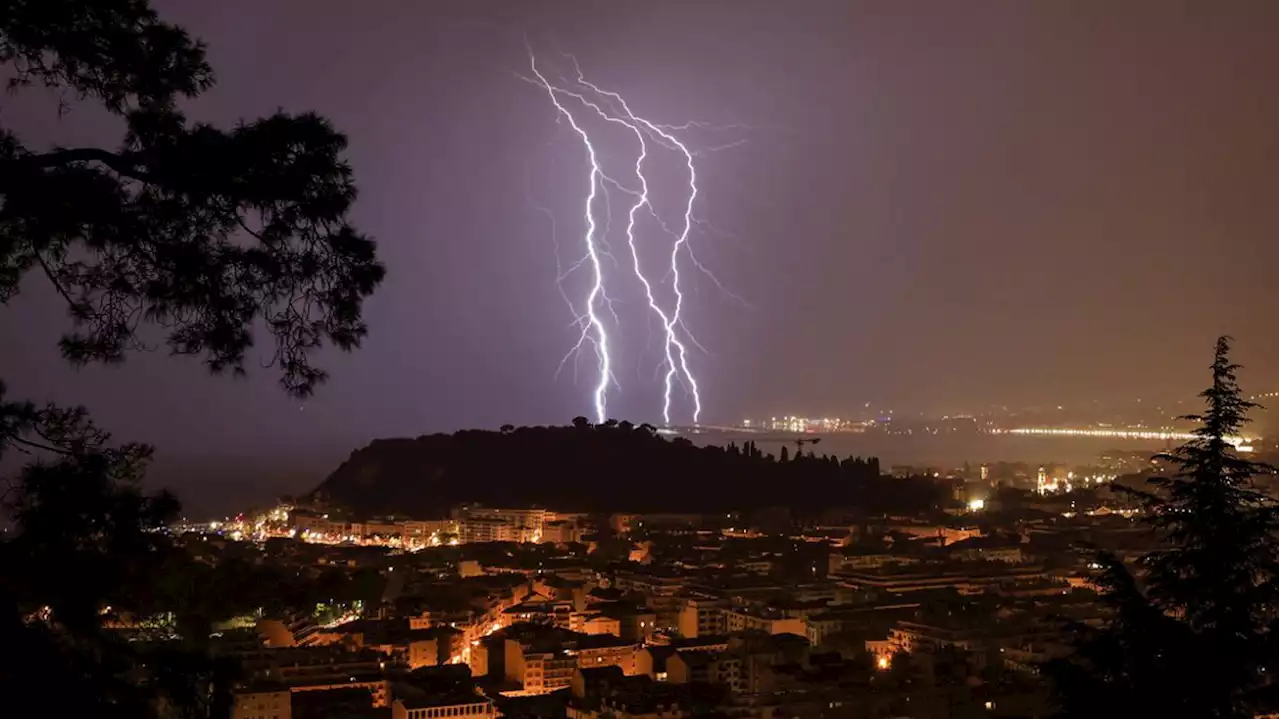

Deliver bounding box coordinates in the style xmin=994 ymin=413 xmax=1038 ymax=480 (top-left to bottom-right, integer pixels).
xmin=1049 ymin=337 xmax=1277 ymax=718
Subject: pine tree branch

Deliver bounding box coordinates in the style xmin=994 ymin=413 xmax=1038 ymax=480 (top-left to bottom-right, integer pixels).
xmin=18 ymin=148 xmax=153 ymax=182
xmin=235 ymin=216 xmax=265 ymax=242
xmin=8 ymin=435 xmax=71 ymax=456
xmin=34 ymin=252 xmax=79 ymax=314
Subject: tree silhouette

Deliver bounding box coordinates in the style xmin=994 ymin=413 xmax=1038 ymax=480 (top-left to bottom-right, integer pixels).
xmin=1047 ymin=337 xmax=1277 ymax=718
xmin=0 ymin=0 xmax=383 ymax=715
xmin=0 ymin=384 xmax=247 ymax=718
xmin=0 ymin=0 xmax=384 ymax=397
xmin=314 ymin=420 xmax=925 ymax=517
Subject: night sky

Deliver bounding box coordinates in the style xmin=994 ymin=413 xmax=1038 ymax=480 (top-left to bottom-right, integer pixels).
xmin=1 ymin=1 xmax=1274 ymax=508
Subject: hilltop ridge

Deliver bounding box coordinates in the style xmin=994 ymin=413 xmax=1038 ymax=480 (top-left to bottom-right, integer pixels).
xmin=309 ymin=420 xmax=942 ymax=517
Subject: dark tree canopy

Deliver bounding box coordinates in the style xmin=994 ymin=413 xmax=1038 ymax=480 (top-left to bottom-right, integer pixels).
xmin=1047 ymin=337 xmax=1277 ymax=718
xmin=0 ymin=1 xmax=385 ymax=716
xmin=0 ymin=380 xmax=230 ymax=718
xmin=0 ymin=0 xmax=384 ymax=396
xmin=311 ymin=420 xmax=921 ymax=517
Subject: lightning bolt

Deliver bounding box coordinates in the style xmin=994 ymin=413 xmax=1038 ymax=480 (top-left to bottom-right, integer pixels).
xmin=526 ymin=49 xmax=742 ymax=425
xmin=528 ymin=55 xmax=613 ymax=423
xmin=588 ymin=88 xmax=702 ymax=425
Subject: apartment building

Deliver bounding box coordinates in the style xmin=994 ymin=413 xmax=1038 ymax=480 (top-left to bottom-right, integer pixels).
xmin=723 ymin=607 xmax=806 ymax=638
xmin=676 ymin=595 xmax=728 ymax=638
xmin=836 ymin=563 xmax=1049 ymax=595
xmin=392 ymin=695 xmax=497 ymax=719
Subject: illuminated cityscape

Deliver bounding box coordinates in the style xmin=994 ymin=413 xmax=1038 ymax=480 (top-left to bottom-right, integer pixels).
xmin=39 ymin=388 xmax=1280 ymax=718
xmin=741 ymin=416 xmax=867 ymax=433
xmin=146 ymin=383 xmax=1275 ymax=717
xmin=164 ymin=426 xmax=1263 ymax=719
xmin=732 ymin=412 xmax=1265 ymax=450
xmin=2 ymin=1 xmax=1272 ymax=718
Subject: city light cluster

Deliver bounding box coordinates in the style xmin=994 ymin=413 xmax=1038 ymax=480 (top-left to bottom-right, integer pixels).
xmin=744 ymin=416 xmax=867 ymax=433
xmin=1002 ymin=426 xmax=1249 ymax=448
xmin=1035 ymin=469 xmax=1116 ymax=495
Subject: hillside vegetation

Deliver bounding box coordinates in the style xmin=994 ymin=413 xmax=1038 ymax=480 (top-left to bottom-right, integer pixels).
xmin=310 ymin=419 xmax=942 ymax=517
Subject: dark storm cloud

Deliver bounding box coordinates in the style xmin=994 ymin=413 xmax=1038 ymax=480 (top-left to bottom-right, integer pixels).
xmin=1 ymin=1 xmax=1273 ymax=506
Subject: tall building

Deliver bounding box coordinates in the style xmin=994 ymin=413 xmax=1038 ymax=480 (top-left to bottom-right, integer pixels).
xmin=462 ymin=507 xmax=546 ymax=543
xmin=460 ymin=517 xmax=522 ymax=544
xmin=677 ymin=596 xmax=728 ymax=638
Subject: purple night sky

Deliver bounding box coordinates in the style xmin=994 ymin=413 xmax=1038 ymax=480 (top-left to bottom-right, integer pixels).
xmin=1 ymin=1 xmax=1274 ymax=511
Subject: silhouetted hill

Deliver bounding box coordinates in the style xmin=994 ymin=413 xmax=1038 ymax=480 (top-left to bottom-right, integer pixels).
xmin=309 ymin=420 xmax=946 ymax=517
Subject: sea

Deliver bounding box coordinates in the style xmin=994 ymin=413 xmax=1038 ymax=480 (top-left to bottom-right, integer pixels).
xmin=680 ymin=430 xmax=1178 ymax=469
xmin=160 ymin=431 xmax=1182 ymax=520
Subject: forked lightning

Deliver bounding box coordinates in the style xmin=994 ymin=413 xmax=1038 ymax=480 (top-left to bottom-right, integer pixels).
xmin=527 ymin=50 xmax=737 ymax=425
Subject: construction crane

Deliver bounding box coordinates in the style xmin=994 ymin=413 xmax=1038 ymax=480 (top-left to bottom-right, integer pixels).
xmin=754 ymin=436 xmax=823 ymax=453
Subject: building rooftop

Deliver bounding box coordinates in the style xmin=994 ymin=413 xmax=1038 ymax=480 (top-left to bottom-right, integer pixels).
xmin=841 ymin=560 xmax=1046 ymax=579
xmin=233 ymin=680 xmax=290 ymax=694
xmin=576 ymin=665 xmax=625 ymax=685
xmin=399 ymin=693 xmax=490 ymax=709
xmin=668 ymin=634 xmax=731 ymax=650
xmin=574 ymin=633 xmax=637 ymax=650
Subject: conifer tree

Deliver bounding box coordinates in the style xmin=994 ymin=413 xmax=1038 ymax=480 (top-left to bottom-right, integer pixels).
xmin=1049 ymin=337 xmax=1277 ymax=718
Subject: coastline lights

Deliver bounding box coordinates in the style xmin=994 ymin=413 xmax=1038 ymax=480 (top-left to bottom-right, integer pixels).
xmin=1000 ymin=427 xmax=1248 ymax=448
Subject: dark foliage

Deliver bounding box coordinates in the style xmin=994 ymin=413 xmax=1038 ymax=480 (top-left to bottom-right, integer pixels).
xmin=1046 ymin=337 xmax=1277 ymax=718
xmin=143 ymin=553 xmax=385 ymax=633
xmin=0 ymin=0 xmax=384 ymax=715
xmin=0 ymin=382 xmax=240 ymax=718
xmin=311 ymin=420 xmax=943 ymax=517
xmin=0 ymin=0 xmax=384 ymax=396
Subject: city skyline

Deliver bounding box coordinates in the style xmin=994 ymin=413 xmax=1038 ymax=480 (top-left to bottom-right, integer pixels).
xmin=2 ymin=3 xmax=1274 ymax=715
